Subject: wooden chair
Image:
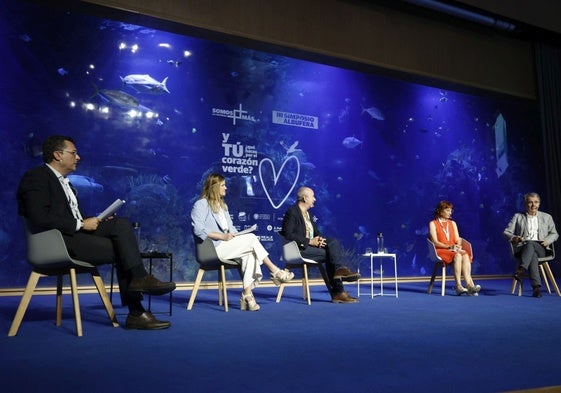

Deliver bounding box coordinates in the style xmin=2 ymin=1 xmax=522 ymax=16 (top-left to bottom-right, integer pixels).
xmin=8 ymin=221 xmax=118 ymax=337
xmin=510 ymin=243 xmax=560 ymax=296
xmin=427 ymin=238 xmax=473 ymax=296
xmin=187 ymin=237 xmax=241 ymax=312
xmin=275 ymin=235 xmax=331 ymax=305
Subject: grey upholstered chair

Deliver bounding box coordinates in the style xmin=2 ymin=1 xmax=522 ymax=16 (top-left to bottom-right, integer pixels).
xmin=8 ymin=220 xmax=118 ymax=337
xmin=275 ymin=234 xmax=331 ymax=305
xmin=187 ymin=236 xmax=241 ymax=312
xmin=509 ymin=243 xmax=560 ymax=296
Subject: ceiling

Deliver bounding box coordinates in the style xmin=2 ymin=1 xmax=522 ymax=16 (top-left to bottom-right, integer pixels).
xmin=381 ymin=0 xmax=561 ymax=44
xmin=458 ymin=0 xmax=561 ymax=35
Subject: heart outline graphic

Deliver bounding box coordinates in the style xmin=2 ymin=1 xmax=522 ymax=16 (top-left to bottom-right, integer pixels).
xmin=258 ymin=156 xmax=300 ymax=210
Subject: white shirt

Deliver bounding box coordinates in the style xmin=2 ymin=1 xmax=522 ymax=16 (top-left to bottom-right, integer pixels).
xmin=46 ymin=164 xmax=83 ymax=230
xmin=217 ymin=208 xmax=229 ymax=232
xmin=526 ymin=214 xmax=538 ymax=240
xmin=302 ymin=210 xmax=314 ymax=239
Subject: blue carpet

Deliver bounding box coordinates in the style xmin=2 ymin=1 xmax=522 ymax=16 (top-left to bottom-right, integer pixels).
xmin=1 ymin=279 xmax=561 ymax=393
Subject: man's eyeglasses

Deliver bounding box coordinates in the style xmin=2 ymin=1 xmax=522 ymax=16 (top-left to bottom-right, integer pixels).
xmin=58 ymin=150 xmax=78 ymax=157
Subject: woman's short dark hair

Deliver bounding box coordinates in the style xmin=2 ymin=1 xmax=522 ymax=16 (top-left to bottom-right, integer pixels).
xmin=433 ymin=200 xmax=453 ymax=218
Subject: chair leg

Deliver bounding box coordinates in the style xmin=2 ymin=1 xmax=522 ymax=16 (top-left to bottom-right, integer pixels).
xmin=8 ymin=271 xmax=42 ymax=337
xmin=218 ymin=271 xmax=224 ymax=307
xmin=511 ymin=262 xmax=523 ymax=296
xmin=302 ymin=265 xmax=311 ymax=305
xmin=300 ymin=266 xmax=307 ymax=299
xmin=219 ymin=265 xmax=229 ymax=312
xmin=56 ymin=274 xmax=63 ymax=327
xmin=441 ymin=265 xmax=446 ymax=296
xmin=187 ymin=269 xmax=204 ymax=310
xmin=539 ymin=264 xmax=551 ymax=294
xmin=513 ymin=279 xmax=523 ymax=296
xmin=427 ymin=263 xmax=438 ymax=294
xmin=68 ymin=268 xmax=83 ymax=337
xmin=277 ymin=263 xmax=323 ymax=305
xmin=276 ymin=262 xmax=300 ymax=303
xmin=90 ymin=269 xmax=119 ymax=327
xmin=543 ymin=262 xmax=561 ymax=296
xmin=109 ymin=263 xmax=116 ymax=303
xmin=510 ymin=278 xmax=518 ymax=295
xmin=275 ymin=283 xmax=286 ymax=303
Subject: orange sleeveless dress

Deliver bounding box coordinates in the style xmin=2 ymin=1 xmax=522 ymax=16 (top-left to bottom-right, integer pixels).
xmin=431 ymin=219 xmax=473 ymax=264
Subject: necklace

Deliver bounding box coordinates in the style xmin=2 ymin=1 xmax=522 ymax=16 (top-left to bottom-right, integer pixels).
xmin=437 ymin=218 xmax=450 ymax=241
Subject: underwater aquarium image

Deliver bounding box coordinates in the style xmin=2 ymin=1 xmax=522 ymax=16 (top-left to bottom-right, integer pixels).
xmin=0 ymin=0 xmax=545 ymax=287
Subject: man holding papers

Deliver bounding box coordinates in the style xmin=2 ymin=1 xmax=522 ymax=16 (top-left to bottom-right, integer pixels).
xmin=17 ymin=135 xmax=176 ymax=330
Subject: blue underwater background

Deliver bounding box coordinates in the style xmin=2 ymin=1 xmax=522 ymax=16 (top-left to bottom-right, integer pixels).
xmin=0 ymin=0 xmax=546 ymax=287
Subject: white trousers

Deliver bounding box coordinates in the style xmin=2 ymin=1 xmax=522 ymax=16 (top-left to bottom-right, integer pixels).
xmin=215 ymin=233 xmax=267 ymax=289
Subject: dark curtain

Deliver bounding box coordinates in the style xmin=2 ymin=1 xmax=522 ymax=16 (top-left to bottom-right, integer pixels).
xmin=535 ymin=42 xmax=561 ymax=275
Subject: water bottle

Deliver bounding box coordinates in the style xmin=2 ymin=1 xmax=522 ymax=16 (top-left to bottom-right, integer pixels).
xmin=133 ymin=222 xmax=141 ymax=245
xmin=377 ymin=232 xmax=384 ymax=254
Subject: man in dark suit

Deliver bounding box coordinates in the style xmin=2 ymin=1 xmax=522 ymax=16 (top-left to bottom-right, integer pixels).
xmin=281 ymin=186 xmax=360 ymax=303
xmin=503 ymin=192 xmax=559 ymax=298
xmin=17 ymin=135 xmax=176 ymax=329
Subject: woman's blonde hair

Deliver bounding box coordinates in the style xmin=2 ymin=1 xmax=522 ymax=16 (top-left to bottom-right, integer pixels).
xmin=201 ymin=173 xmax=227 ymax=213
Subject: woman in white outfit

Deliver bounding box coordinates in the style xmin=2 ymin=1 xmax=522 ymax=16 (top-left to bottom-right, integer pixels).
xmin=191 ymin=173 xmax=294 ymax=311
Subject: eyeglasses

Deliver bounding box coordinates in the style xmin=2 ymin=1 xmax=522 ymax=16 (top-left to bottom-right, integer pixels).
xmin=58 ymin=150 xmax=78 ymax=157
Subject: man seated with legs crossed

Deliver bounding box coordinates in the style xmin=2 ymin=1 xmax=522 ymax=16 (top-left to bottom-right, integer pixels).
xmin=503 ymin=192 xmax=558 ymax=298
xmin=281 ymin=186 xmax=360 ymax=303
xmin=17 ymin=135 xmax=176 ymax=329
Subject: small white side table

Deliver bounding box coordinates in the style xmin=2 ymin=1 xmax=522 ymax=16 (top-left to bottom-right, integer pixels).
xmin=358 ymin=252 xmax=398 ymax=298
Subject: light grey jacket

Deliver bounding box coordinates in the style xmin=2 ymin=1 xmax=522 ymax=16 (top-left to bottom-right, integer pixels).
xmin=191 ymin=198 xmax=238 ymax=246
xmin=503 ymin=211 xmax=558 ymax=250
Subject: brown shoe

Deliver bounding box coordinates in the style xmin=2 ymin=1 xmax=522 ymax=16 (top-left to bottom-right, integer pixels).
xmin=333 ymin=267 xmax=361 ymax=282
xmin=331 ymin=291 xmax=359 ymax=304
xmin=129 ymin=274 xmax=176 ymax=295
xmin=125 ymin=311 xmax=171 ymax=330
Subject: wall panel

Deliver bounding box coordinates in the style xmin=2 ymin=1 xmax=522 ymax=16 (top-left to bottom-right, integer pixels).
xmin=83 ymin=0 xmax=536 ymax=98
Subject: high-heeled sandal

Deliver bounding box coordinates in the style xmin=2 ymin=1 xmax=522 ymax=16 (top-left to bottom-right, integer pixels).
xmin=271 ymin=269 xmax=294 ymax=286
xmin=455 ymin=285 xmax=468 ymax=296
xmin=240 ymin=293 xmax=260 ymax=311
xmin=467 ymin=284 xmax=481 ymax=296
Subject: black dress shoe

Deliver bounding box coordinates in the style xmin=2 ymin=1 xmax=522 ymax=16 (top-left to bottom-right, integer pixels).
xmin=129 ymin=274 xmax=176 ymax=295
xmin=125 ymin=311 xmax=171 ymax=330
xmin=532 ymin=286 xmax=542 ymax=298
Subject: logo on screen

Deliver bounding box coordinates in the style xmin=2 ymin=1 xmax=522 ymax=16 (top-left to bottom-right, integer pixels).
xmin=258 ymin=156 xmax=300 ymax=210
xmin=212 ymin=103 xmax=257 ymax=125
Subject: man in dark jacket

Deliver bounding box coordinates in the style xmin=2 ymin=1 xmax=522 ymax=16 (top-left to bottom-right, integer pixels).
xmin=17 ymin=135 xmax=175 ymax=329
xmin=281 ymin=186 xmax=360 ymax=303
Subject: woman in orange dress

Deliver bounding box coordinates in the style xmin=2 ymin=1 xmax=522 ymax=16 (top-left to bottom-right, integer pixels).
xmin=428 ymin=200 xmax=481 ymax=295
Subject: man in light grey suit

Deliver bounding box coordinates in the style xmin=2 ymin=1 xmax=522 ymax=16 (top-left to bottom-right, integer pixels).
xmin=503 ymin=192 xmax=558 ymax=297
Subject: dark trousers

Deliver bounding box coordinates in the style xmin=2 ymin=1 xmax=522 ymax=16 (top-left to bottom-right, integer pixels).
xmin=516 ymin=241 xmax=547 ymax=288
xmin=300 ymin=238 xmax=345 ymax=294
xmin=62 ymin=217 xmax=145 ymax=305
